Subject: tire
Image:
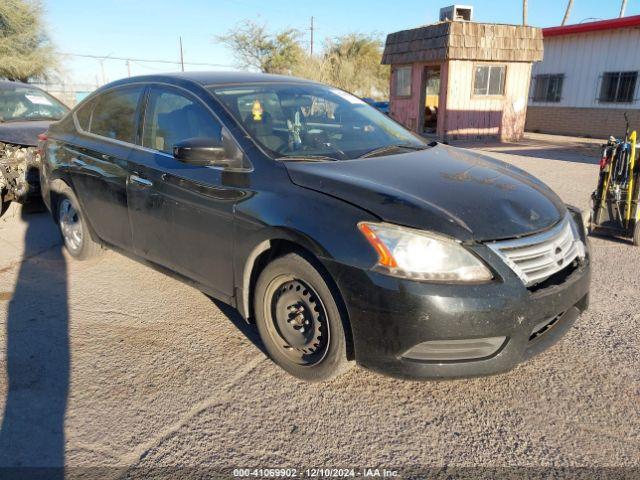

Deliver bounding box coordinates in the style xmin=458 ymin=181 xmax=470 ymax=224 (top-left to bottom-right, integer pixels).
xmin=254 ymin=252 xmax=352 ymax=382
xmin=56 ymin=185 xmax=103 ymax=260
xmin=634 ymin=221 xmax=640 ymax=247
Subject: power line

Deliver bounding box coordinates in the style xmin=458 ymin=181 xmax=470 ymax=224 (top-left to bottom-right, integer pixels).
xmin=57 ymin=52 xmax=233 ymax=68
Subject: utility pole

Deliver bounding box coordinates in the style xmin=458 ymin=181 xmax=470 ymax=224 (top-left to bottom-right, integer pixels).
xmin=98 ymin=59 xmax=106 ymax=85
xmin=522 ymin=0 xmax=528 ymax=25
xmin=620 ymin=0 xmax=628 ymax=17
xmin=562 ymin=0 xmax=574 ymax=25
xmin=126 ymin=59 xmax=131 ymax=77
xmin=310 ymin=16 xmax=314 ymax=56
xmin=179 ymin=36 xmax=185 ymax=72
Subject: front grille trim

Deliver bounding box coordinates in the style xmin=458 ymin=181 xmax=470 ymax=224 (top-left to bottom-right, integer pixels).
xmin=487 ymin=215 xmax=586 ymax=287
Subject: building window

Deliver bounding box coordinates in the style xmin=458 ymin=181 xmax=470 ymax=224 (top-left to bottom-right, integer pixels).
xmin=395 ymin=66 xmax=412 ymax=97
xmin=599 ymin=71 xmax=638 ymax=103
xmin=474 ymin=65 xmax=506 ymax=96
xmin=532 ymin=74 xmax=564 ymax=102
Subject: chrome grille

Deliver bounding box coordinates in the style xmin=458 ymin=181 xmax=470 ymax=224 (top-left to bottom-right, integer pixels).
xmin=487 ymin=215 xmax=586 ymax=287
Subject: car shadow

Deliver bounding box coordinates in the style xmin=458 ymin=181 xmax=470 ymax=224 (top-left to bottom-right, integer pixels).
xmin=208 ymin=297 xmax=267 ymax=356
xmin=0 ymin=206 xmax=68 ymax=479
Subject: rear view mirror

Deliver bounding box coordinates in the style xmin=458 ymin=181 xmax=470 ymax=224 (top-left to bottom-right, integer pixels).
xmin=173 ymin=137 xmax=227 ymax=166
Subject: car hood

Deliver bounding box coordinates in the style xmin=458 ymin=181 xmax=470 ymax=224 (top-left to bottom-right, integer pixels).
xmin=0 ymin=120 xmax=53 ymax=146
xmin=285 ymin=143 xmax=566 ymax=242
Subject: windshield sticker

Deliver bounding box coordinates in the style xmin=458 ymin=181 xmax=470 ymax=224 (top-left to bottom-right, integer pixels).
xmin=251 ymin=99 xmax=263 ymax=121
xmin=25 ymin=94 xmax=53 ymax=106
xmin=330 ymin=89 xmax=366 ymax=105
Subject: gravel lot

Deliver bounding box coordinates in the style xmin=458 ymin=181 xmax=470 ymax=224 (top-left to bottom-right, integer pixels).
xmin=0 ymin=137 xmax=638 ymax=479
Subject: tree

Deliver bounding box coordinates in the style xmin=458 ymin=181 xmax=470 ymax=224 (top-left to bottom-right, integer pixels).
xmin=0 ymin=0 xmax=56 ymax=82
xmin=318 ymin=34 xmax=389 ymax=98
xmin=562 ymin=0 xmax=574 ymax=25
xmin=293 ymin=34 xmax=390 ymax=98
xmin=218 ymin=22 xmax=389 ymax=98
xmin=217 ymin=21 xmax=305 ymax=74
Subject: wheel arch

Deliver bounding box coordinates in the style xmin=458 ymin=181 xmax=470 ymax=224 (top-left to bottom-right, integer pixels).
xmin=47 ymin=177 xmax=101 ymax=244
xmin=47 ymin=178 xmax=73 ymax=218
xmin=239 ymin=231 xmax=355 ymax=360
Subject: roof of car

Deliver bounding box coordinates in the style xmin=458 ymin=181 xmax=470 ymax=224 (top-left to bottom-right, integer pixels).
xmin=109 ymin=71 xmax=319 ymax=88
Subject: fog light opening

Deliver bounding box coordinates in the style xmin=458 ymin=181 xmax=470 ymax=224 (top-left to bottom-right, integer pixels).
xmin=402 ymin=336 xmax=507 ymax=362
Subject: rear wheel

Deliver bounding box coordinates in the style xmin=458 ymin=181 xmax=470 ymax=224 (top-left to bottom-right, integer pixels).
xmin=254 ymin=252 xmax=352 ymax=382
xmin=56 ymin=185 xmax=102 ymax=260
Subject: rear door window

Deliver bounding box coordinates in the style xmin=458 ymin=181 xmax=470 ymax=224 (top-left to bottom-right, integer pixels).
xmin=74 ymin=97 xmax=95 ymax=131
xmin=89 ymin=86 xmax=144 ymax=143
xmin=142 ymin=87 xmax=222 ymax=154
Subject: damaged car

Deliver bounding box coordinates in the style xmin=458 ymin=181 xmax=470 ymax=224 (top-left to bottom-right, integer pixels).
xmin=40 ymin=73 xmax=591 ymax=382
xmin=0 ymin=81 xmax=69 ymax=217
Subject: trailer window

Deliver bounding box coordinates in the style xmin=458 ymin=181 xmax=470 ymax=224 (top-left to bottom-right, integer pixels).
xmin=599 ymin=71 xmax=637 ymax=103
xmin=531 ymin=74 xmax=564 ymax=103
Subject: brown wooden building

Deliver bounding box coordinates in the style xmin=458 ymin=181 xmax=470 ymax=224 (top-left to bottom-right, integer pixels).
xmin=382 ymin=21 xmax=544 ymax=141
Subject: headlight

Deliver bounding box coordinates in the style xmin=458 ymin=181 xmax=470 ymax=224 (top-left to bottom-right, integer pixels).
xmin=358 ymin=222 xmax=493 ymax=283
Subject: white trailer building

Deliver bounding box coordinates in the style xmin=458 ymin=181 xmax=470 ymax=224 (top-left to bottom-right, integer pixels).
xmin=526 ymin=15 xmax=640 ymax=138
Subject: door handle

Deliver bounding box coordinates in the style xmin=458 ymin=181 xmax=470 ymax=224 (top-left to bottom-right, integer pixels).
xmin=129 ymin=175 xmax=153 ymax=187
xmin=71 ymin=158 xmax=87 ymax=167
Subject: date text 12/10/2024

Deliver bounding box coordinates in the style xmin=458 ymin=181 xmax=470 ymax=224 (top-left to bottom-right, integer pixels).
xmin=233 ymin=468 xmax=399 ymax=477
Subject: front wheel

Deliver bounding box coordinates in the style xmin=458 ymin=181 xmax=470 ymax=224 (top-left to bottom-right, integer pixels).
xmin=56 ymin=185 xmax=102 ymax=260
xmin=254 ymin=252 xmax=352 ymax=382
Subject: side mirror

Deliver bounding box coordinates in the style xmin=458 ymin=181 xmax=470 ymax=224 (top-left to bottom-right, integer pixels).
xmin=173 ymin=137 xmax=227 ymax=166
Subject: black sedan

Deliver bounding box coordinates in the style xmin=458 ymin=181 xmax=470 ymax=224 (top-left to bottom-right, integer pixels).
xmin=40 ymin=72 xmax=590 ymax=381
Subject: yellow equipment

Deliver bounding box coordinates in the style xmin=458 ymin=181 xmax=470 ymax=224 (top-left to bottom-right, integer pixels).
xmin=590 ymin=115 xmax=640 ymax=246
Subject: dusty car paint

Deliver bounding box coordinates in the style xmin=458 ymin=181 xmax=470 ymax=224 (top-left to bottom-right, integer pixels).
xmin=286 ymin=143 xmax=566 ymax=241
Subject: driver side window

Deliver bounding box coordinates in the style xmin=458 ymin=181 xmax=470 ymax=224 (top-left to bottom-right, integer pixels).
xmin=142 ymin=87 xmax=222 ymax=154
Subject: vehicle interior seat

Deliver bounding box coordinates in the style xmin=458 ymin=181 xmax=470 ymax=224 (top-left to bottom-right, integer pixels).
xmin=155 ymin=104 xmax=222 ymax=152
xmin=243 ymin=111 xmax=284 ymax=152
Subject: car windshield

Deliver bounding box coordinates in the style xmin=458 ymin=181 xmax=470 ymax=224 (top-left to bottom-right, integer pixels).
xmin=0 ymin=85 xmax=69 ymax=122
xmin=209 ymin=83 xmax=428 ymax=160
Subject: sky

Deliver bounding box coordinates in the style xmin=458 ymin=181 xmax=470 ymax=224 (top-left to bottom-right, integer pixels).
xmin=43 ymin=0 xmax=640 ymax=90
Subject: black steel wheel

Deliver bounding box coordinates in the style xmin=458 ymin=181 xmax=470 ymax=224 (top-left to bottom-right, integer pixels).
xmin=264 ymin=277 xmax=329 ymax=366
xmin=254 ymin=252 xmax=352 ymax=381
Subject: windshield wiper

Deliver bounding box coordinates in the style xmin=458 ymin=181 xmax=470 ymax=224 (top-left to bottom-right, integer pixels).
xmin=276 ymin=154 xmax=339 ymax=162
xmin=358 ymin=143 xmax=429 ymax=159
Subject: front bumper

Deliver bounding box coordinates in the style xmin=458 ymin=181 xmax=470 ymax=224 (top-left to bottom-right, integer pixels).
xmin=324 ymin=245 xmax=591 ymax=380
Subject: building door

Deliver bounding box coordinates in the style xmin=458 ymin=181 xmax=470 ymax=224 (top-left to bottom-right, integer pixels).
xmin=420 ymin=66 xmax=441 ymax=134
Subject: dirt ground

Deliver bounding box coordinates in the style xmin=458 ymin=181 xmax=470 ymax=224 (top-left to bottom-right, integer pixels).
xmin=0 ymin=137 xmax=638 ymax=479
